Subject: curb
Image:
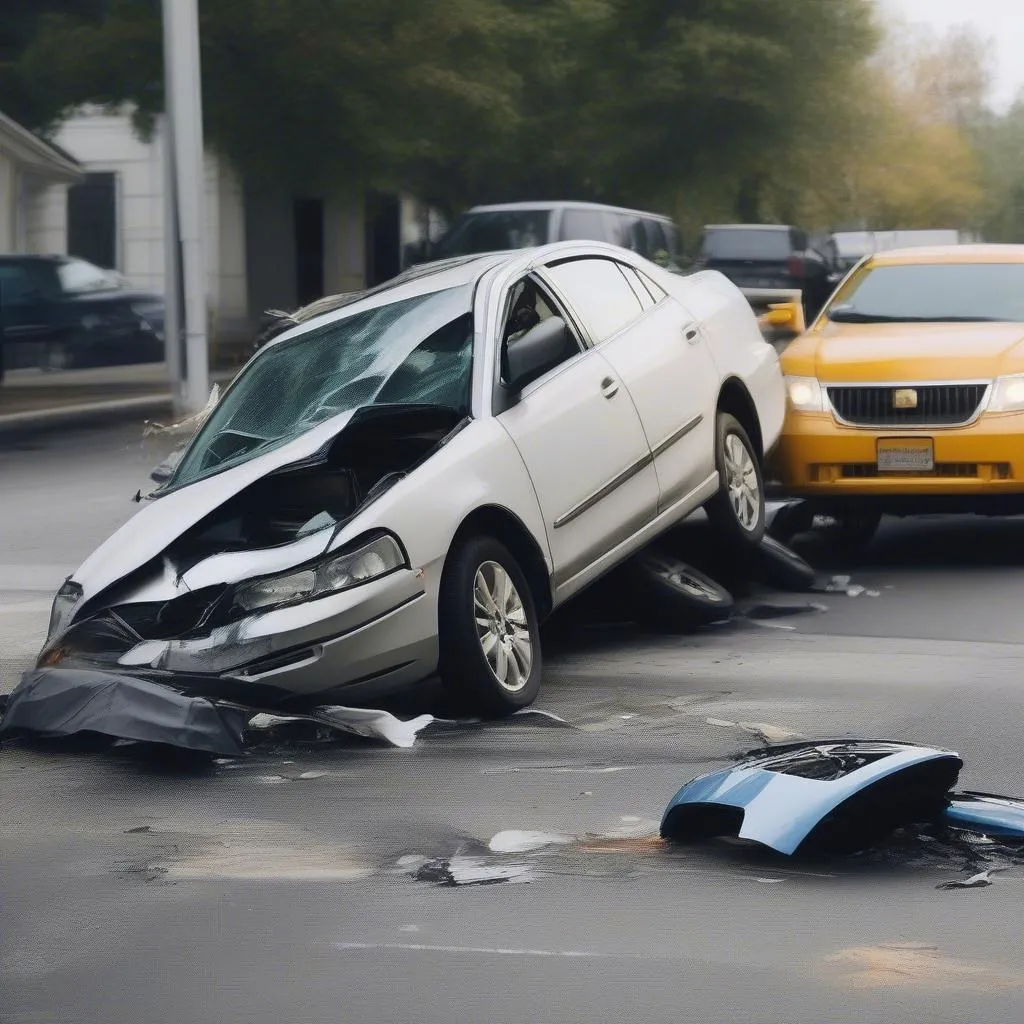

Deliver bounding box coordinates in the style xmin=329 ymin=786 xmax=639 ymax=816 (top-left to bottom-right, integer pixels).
xmin=0 ymin=394 xmax=173 ymax=436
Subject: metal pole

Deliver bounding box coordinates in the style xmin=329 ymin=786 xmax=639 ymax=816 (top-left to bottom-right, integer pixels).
xmin=163 ymin=0 xmax=209 ymax=413
xmin=160 ymin=112 xmax=183 ymax=408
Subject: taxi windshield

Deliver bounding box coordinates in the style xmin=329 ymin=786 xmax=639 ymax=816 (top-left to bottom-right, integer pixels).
xmin=828 ymin=263 xmax=1024 ymax=323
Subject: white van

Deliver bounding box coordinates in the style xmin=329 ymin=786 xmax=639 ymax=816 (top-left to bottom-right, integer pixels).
xmin=427 ymin=201 xmax=683 ymax=265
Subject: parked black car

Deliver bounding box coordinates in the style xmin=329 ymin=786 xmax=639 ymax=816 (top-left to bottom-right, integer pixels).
xmin=692 ymin=224 xmax=835 ymax=320
xmin=0 ymin=255 xmax=164 ymax=381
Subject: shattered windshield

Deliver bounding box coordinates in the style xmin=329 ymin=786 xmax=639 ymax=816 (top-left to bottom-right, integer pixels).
xmin=170 ymin=284 xmax=475 ymax=488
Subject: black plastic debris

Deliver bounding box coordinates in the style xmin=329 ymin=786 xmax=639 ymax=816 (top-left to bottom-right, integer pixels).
xmin=0 ymin=668 xmax=248 ymax=757
xmin=411 ymin=856 xmax=532 ymax=887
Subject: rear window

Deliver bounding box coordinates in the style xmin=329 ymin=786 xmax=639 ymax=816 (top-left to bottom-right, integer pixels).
xmin=829 ymin=263 xmax=1024 ymax=322
xmin=701 ymin=229 xmax=792 ymax=261
xmin=433 ymin=210 xmax=550 ymax=258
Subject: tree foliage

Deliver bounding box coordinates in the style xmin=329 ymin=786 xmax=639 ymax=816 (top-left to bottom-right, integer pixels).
xmin=12 ymin=0 xmax=877 ymax=215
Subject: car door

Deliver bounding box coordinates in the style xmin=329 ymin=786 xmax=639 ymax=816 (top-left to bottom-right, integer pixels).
xmin=494 ymin=273 xmax=658 ymax=589
xmin=0 ymin=262 xmax=52 ymax=343
xmin=542 ymin=256 xmax=718 ymax=512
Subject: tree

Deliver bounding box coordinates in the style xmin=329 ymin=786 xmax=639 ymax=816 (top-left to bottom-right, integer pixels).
xmin=12 ymin=0 xmax=878 ymax=216
xmin=0 ymin=0 xmax=106 ymax=128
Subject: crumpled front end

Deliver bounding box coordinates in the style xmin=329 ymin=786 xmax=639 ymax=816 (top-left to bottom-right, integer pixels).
xmin=40 ymin=406 xmax=465 ymax=706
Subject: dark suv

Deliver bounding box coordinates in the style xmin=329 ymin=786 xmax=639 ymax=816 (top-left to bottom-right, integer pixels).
xmin=0 ymin=255 xmax=164 ymax=381
xmin=692 ymin=224 xmax=835 ymax=320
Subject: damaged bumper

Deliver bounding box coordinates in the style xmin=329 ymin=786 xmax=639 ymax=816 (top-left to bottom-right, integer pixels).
xmin=661 ymin=740 xmax=963 ymax=856
xmin=42 ymin=568 xmax=438 ymax=705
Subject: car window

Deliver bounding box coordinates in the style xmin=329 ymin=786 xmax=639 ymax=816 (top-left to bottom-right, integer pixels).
xmin=701 ymin=229 xmax=791 ymax=260
xmin=617 ymin=264 xmax=655 ymax=311
xmin=827 ymin=262 xmax=1024 ymax=323
xmin=644 ymin=220 xmax=668 ymax=256
xmin=57 ymin=257 xmax=118 ymax=293
xmin=558 ymin=208 xmax=610 ymax=243
xmin=171 ymin=284 xmax=475 ymax=489
xmin=499 ymin=276 xmax=582 ymax=383
xmin=545 ymin=257 xmax=645 ymax=342
xmin=432 ymin=210 xmax=550 ymax=258
xmin=0 ymin=265 xmax=37 ymax=304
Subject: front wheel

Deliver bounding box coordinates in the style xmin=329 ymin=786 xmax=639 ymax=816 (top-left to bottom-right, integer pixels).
xmin=704 ymin=412 xmax=765 ymax=548
xmin=438 ymin=536 xmax=542 ymax=717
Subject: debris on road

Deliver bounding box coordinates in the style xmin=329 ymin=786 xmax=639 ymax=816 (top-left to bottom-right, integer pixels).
xmin=411 ymin=855 xmax=533 ymax=887
xmin=248 ymin=706 xmax=436 ymax=748
xmin=0 ymin=668 xmax=248 ymax=757
xmin=941 ymin=793 xmax=1024 ymax=839
xmin=936 ymin=868 xmax=1003 ymax=890
xmin=661 ymin=741 xmax=963 ymax=856
xmin=488 ymin=830 xmax=574 ymax=853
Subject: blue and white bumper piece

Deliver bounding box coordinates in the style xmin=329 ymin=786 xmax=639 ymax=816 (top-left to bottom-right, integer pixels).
xmin=661 ymin=741 xmax=963 ymax=856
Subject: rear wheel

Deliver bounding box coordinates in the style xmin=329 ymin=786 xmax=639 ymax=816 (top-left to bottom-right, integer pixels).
xmin=438 ymin=536 xmax=542 ymax=717
xmin=704 ymin=412 xmax=765 ymax=548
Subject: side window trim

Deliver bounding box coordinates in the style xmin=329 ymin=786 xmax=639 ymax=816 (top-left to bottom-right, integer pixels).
xmin=615 ymin=262 xmax=655 ymax=311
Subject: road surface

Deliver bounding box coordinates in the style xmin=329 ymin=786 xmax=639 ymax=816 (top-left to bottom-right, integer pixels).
xmin=3 ymin=421 xmax=1023 ymax=1023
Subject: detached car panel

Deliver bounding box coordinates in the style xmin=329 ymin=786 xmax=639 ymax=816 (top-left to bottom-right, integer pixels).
xmin=661 ymin=741 xmax=963 ymax=856
xmin=42 ymin=242 xmax=784 ymax=712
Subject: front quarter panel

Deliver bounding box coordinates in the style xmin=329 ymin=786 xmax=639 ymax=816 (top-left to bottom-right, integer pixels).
xmin=330 ymin=418 xmax=550 ymax=617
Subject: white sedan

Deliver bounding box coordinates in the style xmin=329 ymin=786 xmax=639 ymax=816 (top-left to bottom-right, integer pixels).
xmin=41 ymin=242 xmax=785 ymax=715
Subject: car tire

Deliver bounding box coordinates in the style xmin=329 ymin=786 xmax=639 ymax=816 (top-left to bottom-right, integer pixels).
xmin=750 ymin=535 xmax=817 ymax=592
xmin=438 ymin=535 xmax=542 ymax=717
xmin=624 ymin=548 xmax=733 ymax=630
xmin=704 ymin=412 xmax=765 ymax=548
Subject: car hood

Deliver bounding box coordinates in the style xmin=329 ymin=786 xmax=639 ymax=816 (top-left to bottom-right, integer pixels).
xmin=71 ymin=410 xmax=361 ymax=604
xmin=782 ymin=321 xmax=1024 ymax=381
xmin=661 ymin=740 xmax=962 ymax=856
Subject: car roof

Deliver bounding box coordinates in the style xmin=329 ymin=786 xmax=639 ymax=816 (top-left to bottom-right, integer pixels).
xmin=467 ymin=200 xmax=674 ymax=223
xmin=703 ymin=223 xmax=793 ymax=232
xmin=870 ymin=244 xmax=1024 ymax=265
xmin=262 ymin=240 xmax=652 ymax=347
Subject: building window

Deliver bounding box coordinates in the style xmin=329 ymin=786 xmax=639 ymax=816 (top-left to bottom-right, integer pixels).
xmin=67 ymin=172 xmax=117 ymax=269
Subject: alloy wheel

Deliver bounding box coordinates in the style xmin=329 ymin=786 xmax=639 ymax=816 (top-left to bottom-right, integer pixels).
xmin=473 ymin=560 xmax=533 ymax=692
xmin=724 ymin=432 xmax=760 ymax=532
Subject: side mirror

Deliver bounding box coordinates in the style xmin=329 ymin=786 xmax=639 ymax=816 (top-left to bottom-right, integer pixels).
xmin=758 ymin=300 xmax=805 ymax=335
xmin=504 ymin=317 xmax=571 ymax=393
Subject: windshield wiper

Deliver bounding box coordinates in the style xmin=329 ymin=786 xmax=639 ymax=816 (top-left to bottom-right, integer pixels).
xmin=828 ymin=308 xmax=1008 ymax=324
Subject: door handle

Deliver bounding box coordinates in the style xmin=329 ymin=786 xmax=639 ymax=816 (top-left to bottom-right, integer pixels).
xmin=684 ymin=324 xmax=700 ymax=344
xmin=600 ymin=376 xmax=619 ymax=399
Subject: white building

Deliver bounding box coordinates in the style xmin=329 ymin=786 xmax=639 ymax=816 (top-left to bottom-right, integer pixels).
xmin=47 ymin=107 xmax=430 ymax=349
xmin=0 ymin=110 xmax=82 ymax=255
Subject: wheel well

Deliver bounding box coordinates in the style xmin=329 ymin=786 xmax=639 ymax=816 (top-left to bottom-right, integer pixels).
xmin=450 ymin=506 xmax=553 ymax=620
xmin=717 ymin=378 xmax=763 ymax=457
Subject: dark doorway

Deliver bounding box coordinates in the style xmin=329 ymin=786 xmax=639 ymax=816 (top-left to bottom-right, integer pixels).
xmin=294 ymin=198 xmax=325 ymax=306
xmin=365 ymin=191 xmax=401 ymax=287
xmin=67 ymin=172 xmax=117 ymax=269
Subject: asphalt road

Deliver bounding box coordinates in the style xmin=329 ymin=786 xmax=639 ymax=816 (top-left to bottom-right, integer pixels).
xmin=3 ymin=421 xmax=1024 ymax=1024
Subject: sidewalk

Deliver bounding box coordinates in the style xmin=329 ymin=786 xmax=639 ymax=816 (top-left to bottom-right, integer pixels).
xmin=0 ymin=363 xmax=234 ymax=433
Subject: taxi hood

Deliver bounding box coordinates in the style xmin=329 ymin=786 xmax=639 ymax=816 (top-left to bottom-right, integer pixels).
xmin=782 ymin=321 xmax=1024 ymax=381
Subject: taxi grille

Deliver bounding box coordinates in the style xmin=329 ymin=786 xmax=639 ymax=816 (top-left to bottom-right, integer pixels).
xmin=840 ymin=463 xmax=979 ymax=479
xmin=827 ymin=384 xmax=988 ymax=426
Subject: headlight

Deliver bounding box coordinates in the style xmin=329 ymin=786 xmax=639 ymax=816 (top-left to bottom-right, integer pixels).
xmin=785 ymin=375 xmax=826 ymax=412
xmin=48 ymin=579 xmax=83 ymax=640
xmin=989 ymin=374 xmax=1024 ymax=413
xmin=234 ymin=534 xmax=406 ymax=613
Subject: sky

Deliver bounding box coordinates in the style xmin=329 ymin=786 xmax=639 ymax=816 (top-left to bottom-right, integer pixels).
xmin=880 ymin=0 xmax=1024 ymax=110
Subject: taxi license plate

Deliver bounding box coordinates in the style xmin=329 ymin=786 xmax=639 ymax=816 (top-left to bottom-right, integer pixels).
xmin=877 ymin=437 xmax=934 ymax=472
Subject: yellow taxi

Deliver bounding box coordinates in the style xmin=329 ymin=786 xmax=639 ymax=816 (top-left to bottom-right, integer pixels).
xmin=764 ymin=245 xmax=1024 ymax=545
